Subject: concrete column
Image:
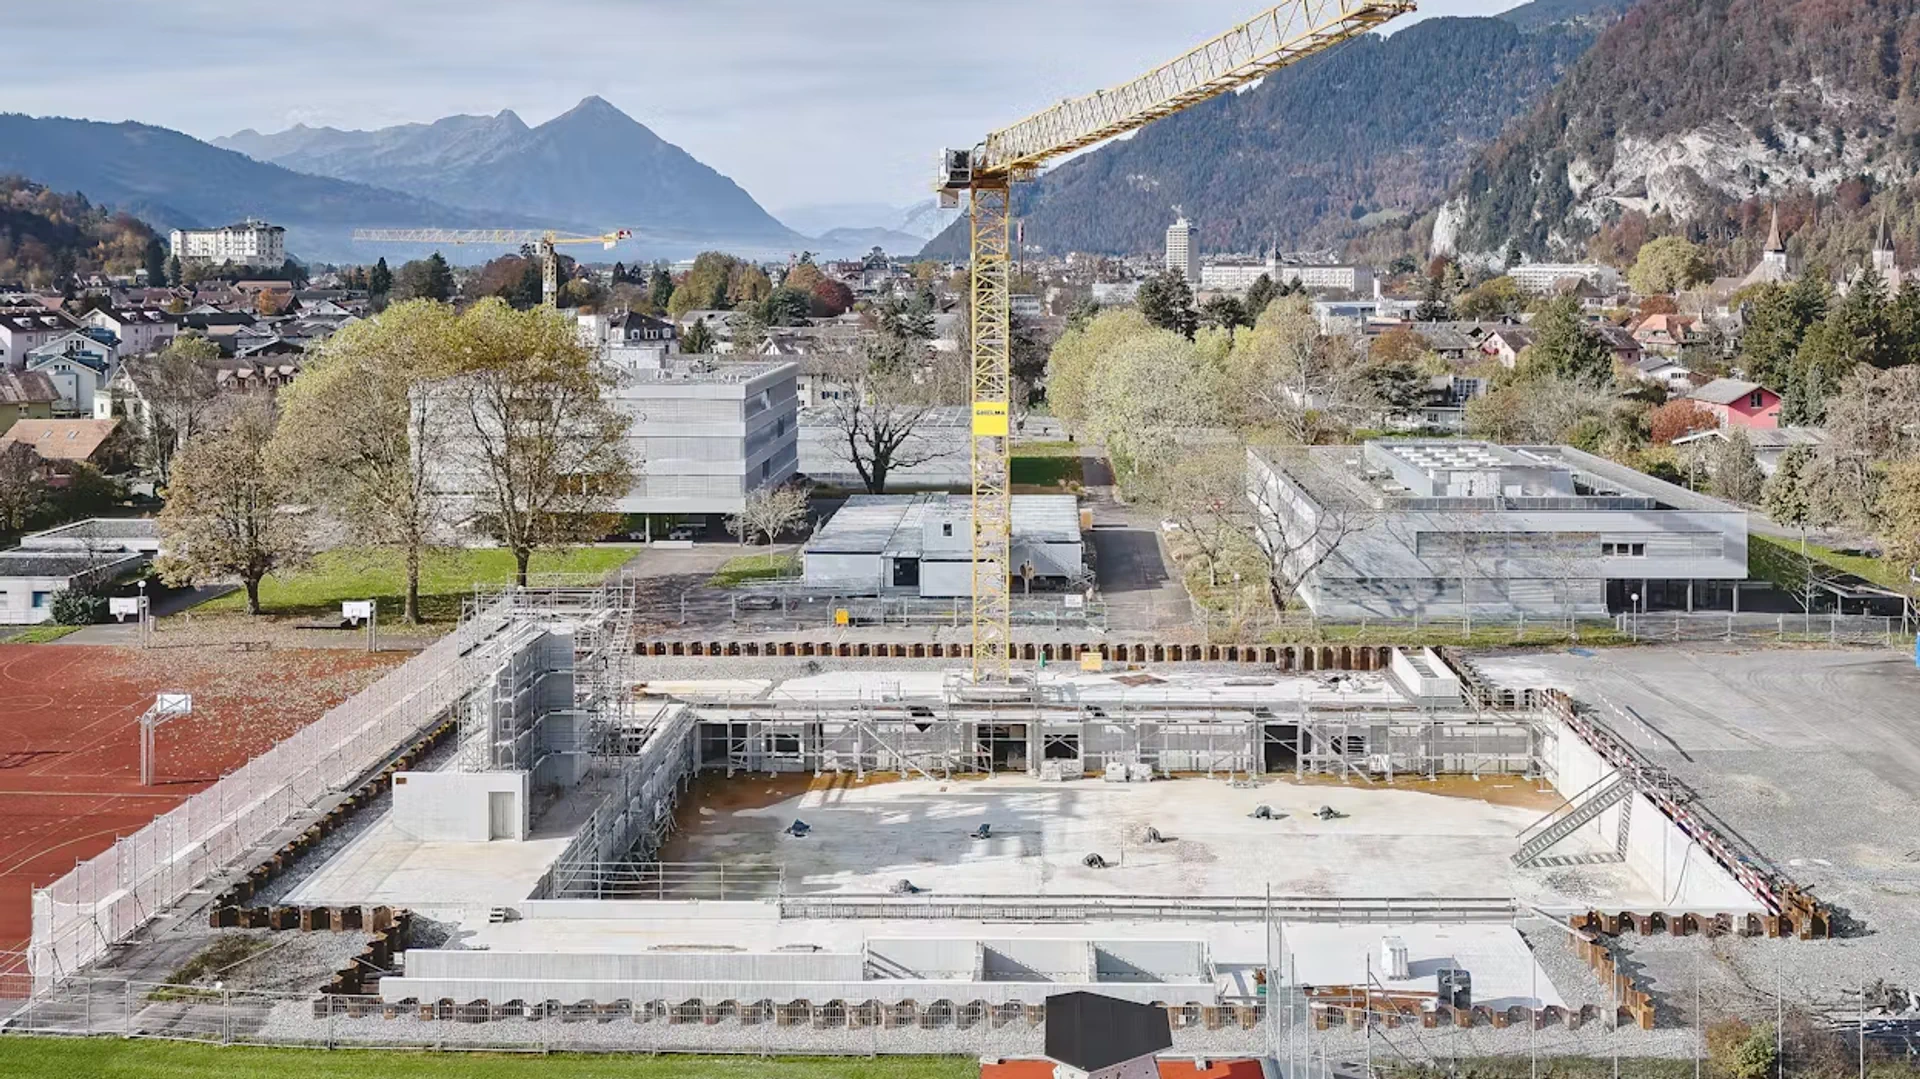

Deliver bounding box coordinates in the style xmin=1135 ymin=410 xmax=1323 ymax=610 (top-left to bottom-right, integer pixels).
xmin=1687 ymin=579 xmax=1694 ymax=613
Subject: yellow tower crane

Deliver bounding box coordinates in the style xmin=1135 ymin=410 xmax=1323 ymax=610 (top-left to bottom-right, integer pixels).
xmin=349 ymin=228 xmax=633 ymax=308
xmin=940 ymin=0 xmax=1413 ymax=684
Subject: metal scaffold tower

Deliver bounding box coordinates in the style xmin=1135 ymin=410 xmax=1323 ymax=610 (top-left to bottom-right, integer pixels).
xmin=939 ymin=0 xmax=1414 ymax=682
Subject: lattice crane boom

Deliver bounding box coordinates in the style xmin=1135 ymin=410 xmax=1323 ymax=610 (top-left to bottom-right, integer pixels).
xmin=350 ymin=228 xmax=632 ymax=307
xmin=940 ymin=0 xmax=1413 ymax=683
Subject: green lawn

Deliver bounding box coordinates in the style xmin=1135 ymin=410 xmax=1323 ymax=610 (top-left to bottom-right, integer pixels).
xmin=709 ymin=551 xmax=800 ymax=588
xmin=0 ymin=624 xmax=83 ymax=644
xmin=1011 ymin=442 xmax=1086 ymax=487
xmin=1751 ymin=534 xmax=1911 ymax=594
xmin=195 ymin=546 xmax=637 ymax=623
xmin=0 ymin=1040 xmax=975 ymax=1079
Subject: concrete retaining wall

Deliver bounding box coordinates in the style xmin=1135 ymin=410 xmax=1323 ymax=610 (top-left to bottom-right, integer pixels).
xmin=1542 ymin=714 xmax=1757 ymax=913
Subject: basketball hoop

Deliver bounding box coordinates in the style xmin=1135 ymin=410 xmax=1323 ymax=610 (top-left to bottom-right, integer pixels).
xmin=140 ymin=693 xmax=192 ymax=786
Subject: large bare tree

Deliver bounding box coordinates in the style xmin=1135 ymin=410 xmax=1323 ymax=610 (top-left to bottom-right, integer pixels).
xmin=272 ymin=300 xmax=462 ymax=623
xmin=156 ymin=397 xmax=311 ymax=614
xmin=1229 ymin=296 xmax=1379 ymax=442
xmin=437 ymin=300 xmax=633 ymax=585
xmin=818 ymin=345 xmax=961 ymax=494
xmin=1148 ymin=446 xmax=1247 ymax=589
xmin=131 ymin=333 xmax=222 ymax=482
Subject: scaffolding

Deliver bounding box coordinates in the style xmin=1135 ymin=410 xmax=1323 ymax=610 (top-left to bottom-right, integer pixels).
xmin=675 ymin=698 xmax=1544 ymax=782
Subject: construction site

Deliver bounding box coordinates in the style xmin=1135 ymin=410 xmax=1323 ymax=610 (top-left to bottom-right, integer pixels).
xmin=11 ymin=577 xmax=1896 ymax=1067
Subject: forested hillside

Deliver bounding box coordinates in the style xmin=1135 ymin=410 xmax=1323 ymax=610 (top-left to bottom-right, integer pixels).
xmin=922 ymin=3 xmax=1617 ymax=259
xmin=1442 ymin=0 xmax=1920 ymax=261
xmin=0 ymin=177 xmax=159 ymax=286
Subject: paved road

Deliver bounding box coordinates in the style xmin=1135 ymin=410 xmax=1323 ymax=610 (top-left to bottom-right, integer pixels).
xmin=1086 ymin=500 xmax=1195 ymax=636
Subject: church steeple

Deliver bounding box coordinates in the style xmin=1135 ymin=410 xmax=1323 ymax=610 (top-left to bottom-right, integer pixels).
xmin=1764 ymin=205 xmax=1785 ymax=253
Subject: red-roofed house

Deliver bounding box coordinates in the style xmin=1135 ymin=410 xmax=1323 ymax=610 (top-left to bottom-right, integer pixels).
xmin=1686 ymin=378 xmax=1781 ymax=430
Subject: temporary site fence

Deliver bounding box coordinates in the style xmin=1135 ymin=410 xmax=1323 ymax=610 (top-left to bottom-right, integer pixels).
xmin=26 ymin=596 xmax=520 ymax=992
xmin=1615 ymin=610 xmax=1916 ymax=647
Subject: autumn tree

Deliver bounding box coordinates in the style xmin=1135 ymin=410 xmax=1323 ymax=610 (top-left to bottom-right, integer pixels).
xmin=434 ymin=300 xmax=633 ymax=585
xmin=1627 ymin=236 xmax=1710 ymax=295
xmin=156 ymin=398 xmax=311 ymax=614
xmin=1455 ymin=276 xmax=1525 ymax=320
xmin=1877 ymin=459 xmax=1920 ymax=612
xmin=271 ymin=300 xmax=462 ymax=623
xmin=1647 ymin=399 xmax=1719 ymax=444
xmin=1228 ymin=295 xmax=1376 ymax=442
xmin=394 ymin=253 xmax=454 ymax=303
xmin=0 ymin=442 xmax=48 ymax=536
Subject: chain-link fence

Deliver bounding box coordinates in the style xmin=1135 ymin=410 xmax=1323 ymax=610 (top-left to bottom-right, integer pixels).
xmin=26 ymin=597 xmax=520 ymax=991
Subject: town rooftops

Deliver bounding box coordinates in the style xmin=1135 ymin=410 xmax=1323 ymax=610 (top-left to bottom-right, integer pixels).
xmin=1687 ymin=378 xmax=1768 ymax=405
xmin=0 ymin=310 xmax=79 ymax=334
xmin=0 ymin=370 xmax=59 ymax=405
xmin=0 ymin=418 xmax=121 ymax=462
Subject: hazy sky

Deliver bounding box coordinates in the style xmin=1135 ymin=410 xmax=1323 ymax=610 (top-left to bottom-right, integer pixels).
xmin=3 ymin=0 xmax=1522 ymax=216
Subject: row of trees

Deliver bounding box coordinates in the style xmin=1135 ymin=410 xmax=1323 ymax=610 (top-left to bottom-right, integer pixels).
xmin=1739 ymin=268 xmax=1920 ymax=424
xmin=154 ymin=300 xmax=632 ymax=620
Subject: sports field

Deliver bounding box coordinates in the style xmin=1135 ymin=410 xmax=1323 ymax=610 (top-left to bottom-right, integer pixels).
xmin=0 ymin=645 xmax=404 ymax=976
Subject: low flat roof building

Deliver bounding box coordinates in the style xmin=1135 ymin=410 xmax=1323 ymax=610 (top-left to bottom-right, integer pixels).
xmin=1247 ymin=440 xmax=1749 ymax=619
xmin=0 ymin=518 xmax=158 ymax=625
xmin=803 ymin=493 xmax=1084 ymax=598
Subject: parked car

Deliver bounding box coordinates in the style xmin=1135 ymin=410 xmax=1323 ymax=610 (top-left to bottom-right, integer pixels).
xmin=667 ymin=526 xmax=697 ymax=541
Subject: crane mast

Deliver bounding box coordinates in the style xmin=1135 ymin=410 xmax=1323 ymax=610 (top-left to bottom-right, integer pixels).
xmin=349 ymin=228 xmax=633 ymax=307
xmin=940 ymin=0 xmax=1414 ymax=683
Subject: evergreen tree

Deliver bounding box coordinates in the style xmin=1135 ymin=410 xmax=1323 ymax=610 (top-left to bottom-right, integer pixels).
xmin=143 ymin=238 xmax=167 ymax=287
xmin=1245 ymin=274 xmax=1280 ymax=321
xmin=1888 ymin=280 xmax=1920 ymax=368
xmin=1136 ymin=270 xmax=1198 ymax=340
xmin=1413 ymin=271 xmax=1453 ymax=322
xmin=1710 ymin=427 xmax=1765 ymax=504
xmin=648 ymin=268 xmax=675 ymax=311
xmin=1526 ymin=295 xmax=1610 ymax=382
xmin=611 ymin=261 xmax=627 ymax=285
xmin=164 ymin=254 xmax=182 ymax=287
xmin=1762 ymin=445 xmax=1816 ymax=530
xmin=369 ymin=257 xmax=393 ymax=296
xmin=681 ymin=319 xmax=716 ymax=354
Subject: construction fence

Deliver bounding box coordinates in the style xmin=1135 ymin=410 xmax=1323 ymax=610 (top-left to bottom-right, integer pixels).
xmin=25 ymin=598 xmax=520 ymax=991
xmin=1614 ymin=611 xmax=1916 ymax=647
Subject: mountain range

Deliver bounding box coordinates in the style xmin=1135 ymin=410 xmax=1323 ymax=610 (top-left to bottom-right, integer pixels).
xmin=919 ymin=0 xmax=1627 ymax=260
xmin=0 ymin=113 xmax=535 ymax=264
xmin=216 ymin=97 xmax=809 ymax=257
xmin=1435 ymin=0 xmax=1920 ymax=264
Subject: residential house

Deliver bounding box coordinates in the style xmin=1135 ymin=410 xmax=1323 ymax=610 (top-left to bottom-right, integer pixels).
xmin=0 ymin=418 xmax=127 ymax=471
xmin=0 ymin=371 xmax=59 ymax=435
xmin=0 ymin=309 xmax=81 ymax=371
xmin=1671 ymin=426 xmax=1827 ymax=478
xmin=24 ymin=332 xmax=116 ymax=414
xmin=84 ymin=308 xmax=178 ymax=356
xmin=1629 ymin=314 xmax=1696 ymax=356
xmin=1632 ymin=354 xmax=1694 ymax=390
xmin=1686 ymin=378 xmax=1781 ymax=430
xmin=1479 ymin=328 xmax=1536 ymax=368
xmin=1593 ymin=324 xmax=1645 ymax=368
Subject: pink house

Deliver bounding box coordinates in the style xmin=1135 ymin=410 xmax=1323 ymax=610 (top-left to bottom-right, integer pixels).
xmin=1686 ymin=378 xmax=1781 ymax=430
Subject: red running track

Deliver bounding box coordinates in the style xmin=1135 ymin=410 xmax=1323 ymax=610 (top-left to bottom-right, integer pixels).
xmin=0 ymin=645 xmax=403 ymax=981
